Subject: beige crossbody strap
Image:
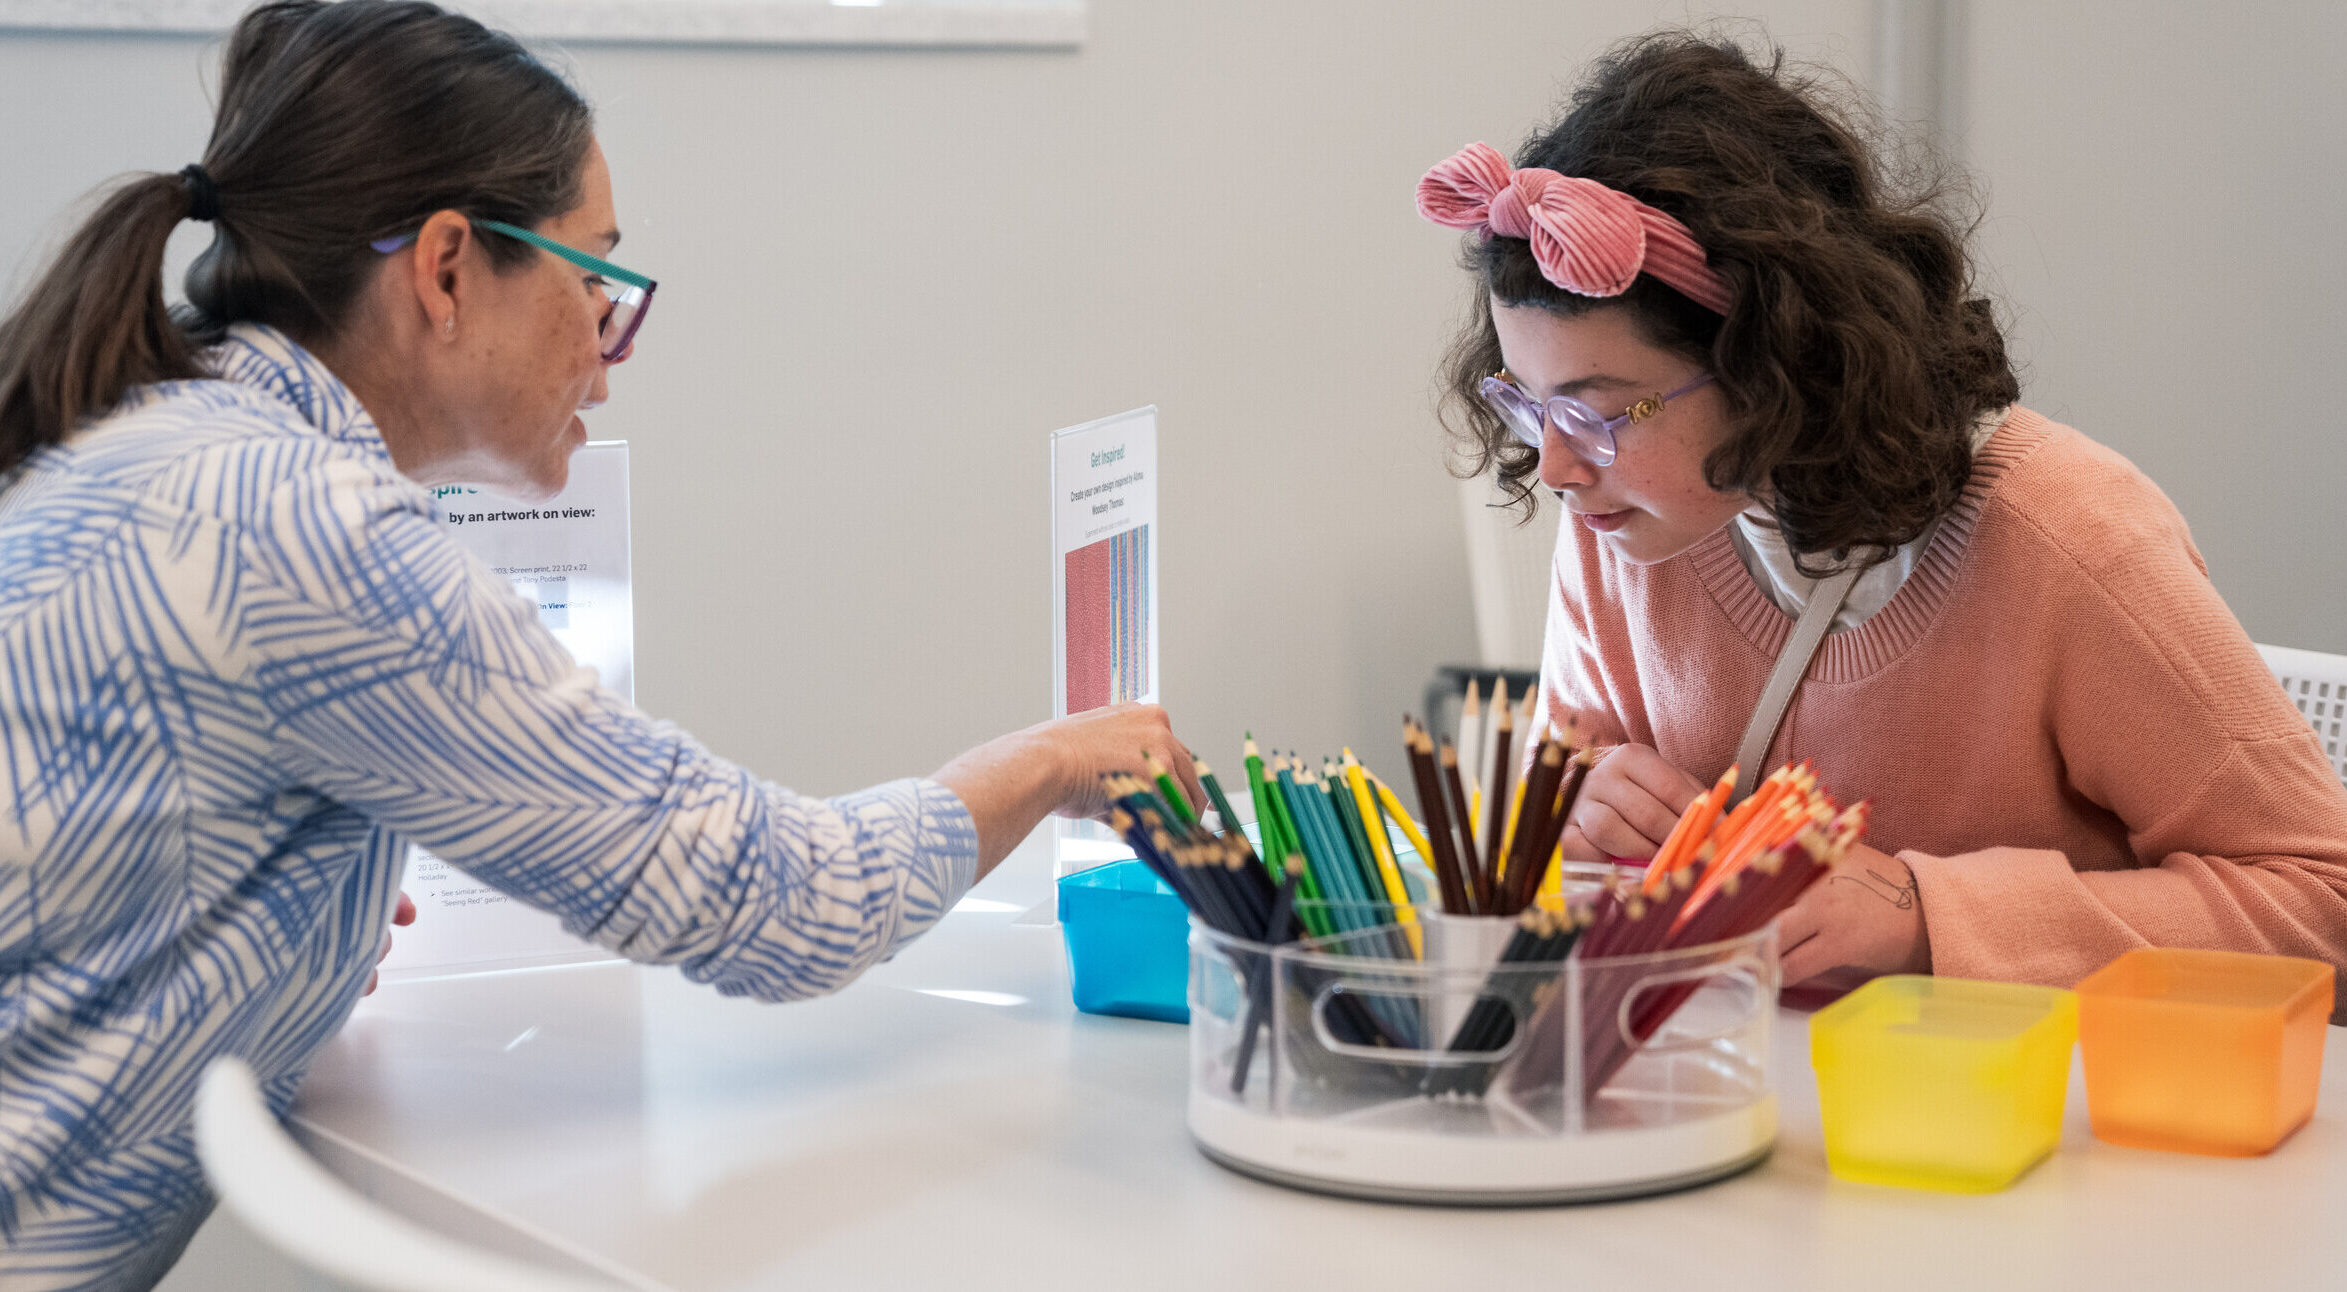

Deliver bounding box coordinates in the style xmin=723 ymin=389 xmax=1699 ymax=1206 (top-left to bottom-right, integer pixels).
xmin=1727 ymin=565 xmax=1861 ymax=806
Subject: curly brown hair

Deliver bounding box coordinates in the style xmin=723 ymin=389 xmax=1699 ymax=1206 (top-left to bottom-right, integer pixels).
xmin=1437 ymin=31 xmax=2019 ymax=570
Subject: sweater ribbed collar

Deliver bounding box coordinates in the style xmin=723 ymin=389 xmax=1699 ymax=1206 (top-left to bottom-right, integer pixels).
xmin=1686 ymin=407 xmax=2053 ymax=684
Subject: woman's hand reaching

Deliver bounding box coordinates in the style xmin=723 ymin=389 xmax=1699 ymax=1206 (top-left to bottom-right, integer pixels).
xmin=934 ymin=702 xmax=1200 ymax=878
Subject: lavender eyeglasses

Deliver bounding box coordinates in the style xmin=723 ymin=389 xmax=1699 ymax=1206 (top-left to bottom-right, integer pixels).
xmin=371 ymin=219 xmax=654 ymax=363
xmin=1479 ymin=370 xmax=1715 ymax=467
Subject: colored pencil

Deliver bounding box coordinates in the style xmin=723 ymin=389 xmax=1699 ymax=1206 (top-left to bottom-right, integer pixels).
xmin=1439 ymin=740 xmax=1479 ymax=913
xmin=1400 ymin=719 xmax=1473 ymax=915
xmin=1456 ymin=679 xmax=1484 ymax=807
xmin=1428 ymin=903 xmax=1585 ymax=1097
xmin=1344 ymin=751 xmax=1422 ymax=957
xmin=1499 ymin=740 xmax=1568 ymax=915
xmin=1146 ymin=751 xmax=1197 ymax=827
xmin=1193 ymin=759 xmax=1257 ymax=865
xmin=1363 ymin=766 xmax=1440 ymax=888
xmin=1479 ymin=680 xmax=1515 ymax=911
xmin=1229 ymin=871 xmax=1301 ymax=1093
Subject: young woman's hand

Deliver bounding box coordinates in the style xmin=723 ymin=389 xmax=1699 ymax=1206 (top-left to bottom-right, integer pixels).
xmin=1558 ymin=743 xmax=1706 ymax=863
xmin=933 ymin=702 xmax=1200 ymax=878
xmin=1773 ymin=843 xmax=1931 ymax=986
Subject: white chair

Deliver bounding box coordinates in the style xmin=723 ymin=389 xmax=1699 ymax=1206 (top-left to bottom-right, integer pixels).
xmin=194 ymin=1058 xmax=624 ymax=1292
xmin=2256 ymin=643 xmax=2347 ymax=789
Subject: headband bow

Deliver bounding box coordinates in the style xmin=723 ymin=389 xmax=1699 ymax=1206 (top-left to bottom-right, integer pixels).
xmin=1415 ymin=141 xmax=1729 ymax=315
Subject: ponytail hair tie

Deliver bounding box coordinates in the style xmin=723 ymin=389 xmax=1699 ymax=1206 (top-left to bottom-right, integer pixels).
xmin=178 ymin=165 xmax=221 ymax=224
xmin=1415 ymin=142 xmax=1729 ymax=315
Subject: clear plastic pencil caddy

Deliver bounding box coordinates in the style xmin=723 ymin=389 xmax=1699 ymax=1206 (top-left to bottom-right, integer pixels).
xmin=1186 ymin=896 xmax=1780 ymax=1204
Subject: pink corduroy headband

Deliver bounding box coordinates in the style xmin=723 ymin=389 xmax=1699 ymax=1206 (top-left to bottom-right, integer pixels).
xmin=1416 ymin=141 xmax=1731 ymax=316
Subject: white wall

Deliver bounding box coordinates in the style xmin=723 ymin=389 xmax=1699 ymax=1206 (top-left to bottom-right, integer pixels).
xmin=0 ymin=1 xmax=1872 ymax=795
xmin=10 ymin=2 xmax=2337 ymax=793
xmin=1951 ymin=1 xmax=2347 ymax=655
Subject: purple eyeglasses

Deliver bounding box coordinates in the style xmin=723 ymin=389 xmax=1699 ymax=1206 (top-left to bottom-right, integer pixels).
xmin=1479 ymin=370 xmax=1715 ymax=467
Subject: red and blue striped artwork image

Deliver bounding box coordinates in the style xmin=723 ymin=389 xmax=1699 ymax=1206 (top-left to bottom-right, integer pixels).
xmin=1065 ymin=524 xmax=1150 ymax=713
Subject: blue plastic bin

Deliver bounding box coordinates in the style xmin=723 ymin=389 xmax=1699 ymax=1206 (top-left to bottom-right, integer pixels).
xmin=1059 ymin=858 xmax=1192 ymax=1023
xmin=1057 ymin=821 xmax=1426 ymax=1024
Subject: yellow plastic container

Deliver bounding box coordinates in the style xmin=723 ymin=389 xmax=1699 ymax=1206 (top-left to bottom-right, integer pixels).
xmin=2075 ymin=947 xmax=2333 ymax=1156
xmin=1810 ymin=975 xmax=2077 ymax=1192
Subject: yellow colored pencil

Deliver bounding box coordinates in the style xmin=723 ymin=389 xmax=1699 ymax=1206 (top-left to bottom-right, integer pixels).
xmin=1343 ymin=751 xmax=1420 ymax=956
xmin=1364 ymin=770 xmax=1439 ymax=871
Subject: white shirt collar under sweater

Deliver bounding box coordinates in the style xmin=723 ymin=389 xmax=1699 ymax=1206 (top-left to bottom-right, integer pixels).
xmin=1727 ymin=409 xmax=2008 ymax=632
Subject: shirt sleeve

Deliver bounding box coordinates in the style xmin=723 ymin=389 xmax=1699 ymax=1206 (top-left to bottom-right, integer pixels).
xmin=232 ymin=458 xmax=979 ymax=1001
xmin=1901 ymin=499 xmax=2347 ymax=1017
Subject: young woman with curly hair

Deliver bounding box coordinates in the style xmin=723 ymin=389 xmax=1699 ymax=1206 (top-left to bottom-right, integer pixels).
xmin=1419 ymin=32 xmax=2347 ymax=1006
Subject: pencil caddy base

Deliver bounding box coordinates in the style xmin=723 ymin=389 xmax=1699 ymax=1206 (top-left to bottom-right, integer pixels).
xmin=1184 ymin=920 xmax=1780 ymax=1205
xmin=1190 ymin=1090 xmax=1776 ymax=1205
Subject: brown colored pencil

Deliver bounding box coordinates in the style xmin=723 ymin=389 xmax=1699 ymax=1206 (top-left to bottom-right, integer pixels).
xmin=1546 ymin=747 xmax=1595 ymax=871
xmin=1438 ymin=739 xmax=1480 ymax=914
xmin=1479 ymin=680 xmax=1514 ymax=909
xmin=1403 ymin=718 xmax=1472 ymax=915
xmin=1498 ymin=739 xmax=1567 ymax=915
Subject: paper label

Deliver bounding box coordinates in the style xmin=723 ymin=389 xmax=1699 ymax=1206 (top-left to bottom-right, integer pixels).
xmin=1047 ymin=409 xmax=1159 ymax=895
xmin=1050 ymin=407 xmax=1158 ymax=717
xmin=379 ymin=442 xmax=632 ymax=977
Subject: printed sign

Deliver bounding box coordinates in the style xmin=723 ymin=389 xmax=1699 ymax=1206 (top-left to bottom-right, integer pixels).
xmin=1051 ymin=407 xmax=1158 ymax=717
xmin=1048 ymin=409 xmax=1160 ymax=890
xmin=379 ymin=442 xmax=632 ymax=977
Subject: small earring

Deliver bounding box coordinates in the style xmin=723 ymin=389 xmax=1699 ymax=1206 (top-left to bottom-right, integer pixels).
xmin=443 ymin=315 xmax=456 ymax=339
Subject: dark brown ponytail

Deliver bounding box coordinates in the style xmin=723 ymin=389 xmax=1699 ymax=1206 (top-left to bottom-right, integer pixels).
xmin=0 ymin=174 xmax=209 ymax=473
xmin=0 ymin=0 xmax=594 ymax=474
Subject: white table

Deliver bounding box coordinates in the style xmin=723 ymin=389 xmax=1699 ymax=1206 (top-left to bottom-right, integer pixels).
xmin=296 ymin=833 xmax=2347 ymax=1291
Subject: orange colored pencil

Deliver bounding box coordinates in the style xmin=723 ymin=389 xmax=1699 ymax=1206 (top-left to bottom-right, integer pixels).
xmin=1642 ymin=789 xmax=1711 ymax=895
xmin=1648 ymin=765 xmax=1736 ymax=892
xmin=1713 ymin=765 xmax=1790 ymax=845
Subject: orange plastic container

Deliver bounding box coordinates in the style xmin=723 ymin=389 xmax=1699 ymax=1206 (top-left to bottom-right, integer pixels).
xmin=2075 ymin=948 xmax=2333 ymax=1156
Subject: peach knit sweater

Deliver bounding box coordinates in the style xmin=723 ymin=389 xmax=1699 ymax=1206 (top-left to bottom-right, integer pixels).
xmin=1539 ymin=407 xmax=2347 ymax=1013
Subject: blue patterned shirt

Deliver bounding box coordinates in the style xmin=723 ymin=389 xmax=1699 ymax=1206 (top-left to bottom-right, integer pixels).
xmin=0 ymin=325 xmax=979 ymax=1288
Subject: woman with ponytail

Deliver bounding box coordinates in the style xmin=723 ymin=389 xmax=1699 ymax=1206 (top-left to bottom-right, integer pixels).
xmin=0 ymin=4 xmax=1193 ymax=1284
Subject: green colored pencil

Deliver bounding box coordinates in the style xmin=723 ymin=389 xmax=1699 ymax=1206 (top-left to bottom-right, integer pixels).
xmin=1194 ymin=760 xmax=1257 ymax=864
xmin=1298 ymin=768 xmax=1376 ymax=922
xmin=1320 ymin=763 xmax=1388 ymax=915
xmin=1246 ymin=739 xmax=1331 ymax=938
xmin=1321 ymin=764 xmax=1419 ymax=970
xmin=1145 ymin=752 xmax=1196 ymax=827
xmin=1278 ymin=766 xmax=1363 ymax=931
